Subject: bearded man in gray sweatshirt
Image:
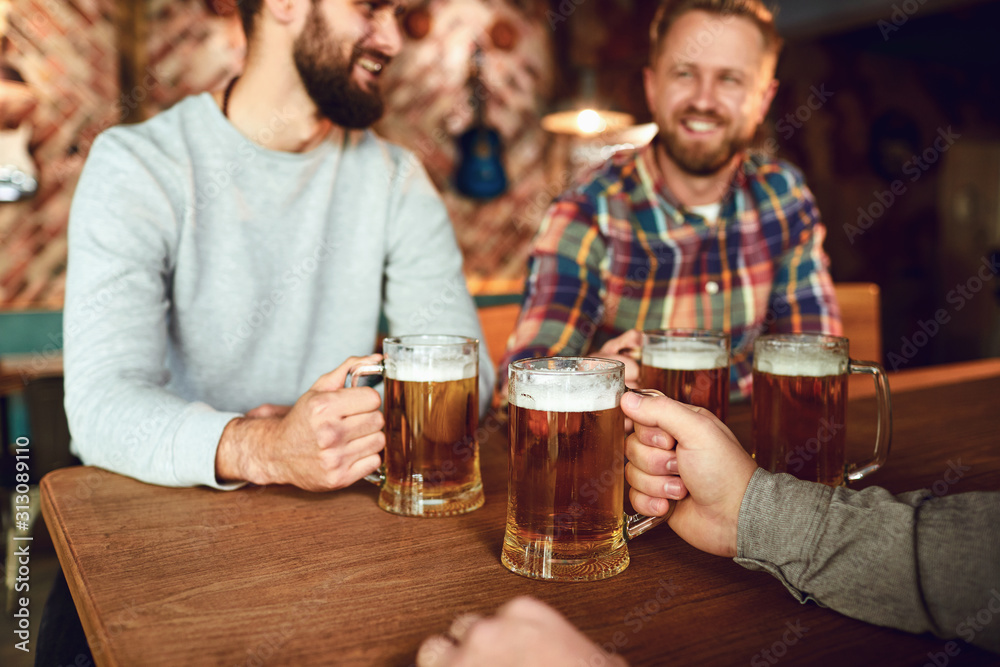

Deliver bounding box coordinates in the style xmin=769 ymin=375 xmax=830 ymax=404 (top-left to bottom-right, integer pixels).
xmin=63 ymin=0 xmax=493 ymax=493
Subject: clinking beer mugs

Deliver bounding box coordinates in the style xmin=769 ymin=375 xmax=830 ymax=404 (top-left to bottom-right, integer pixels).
xmin=752 ymin=334 xmax=892 ymax=486
xmin=503 ymin=357 xmax=668 ymax=582
xmin=350 ymin=335 xmax=483 ymax=517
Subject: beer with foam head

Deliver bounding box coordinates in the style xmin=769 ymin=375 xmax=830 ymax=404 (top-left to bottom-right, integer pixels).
xmin=752 ymin=333 xmax=892 ymax=487
xmin=752 ymin=345 xmax=847 ymax=486
xmin=383 ymin=358 xmax=480 ymax=515
xmin=641 ymin=330 xmax=730 ymax=421
xmin=350 ymin=335 xmax=482 ymax=517
xmin=503 ymin=358 xmax=627 ymax=581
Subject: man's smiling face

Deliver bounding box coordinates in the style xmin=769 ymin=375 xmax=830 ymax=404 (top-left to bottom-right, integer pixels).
xmin=644 ymin=10 xmax=777 ymax=176
xmin=293 ymin=0 xmax=404 ymax=128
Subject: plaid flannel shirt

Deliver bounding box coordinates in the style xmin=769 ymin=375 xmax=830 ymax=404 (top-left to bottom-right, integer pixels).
xmin=499 ymin=142 xmax=842 ymax=399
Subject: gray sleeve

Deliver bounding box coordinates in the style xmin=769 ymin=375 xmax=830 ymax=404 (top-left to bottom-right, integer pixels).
xmin=381 ymin=155 xmax=495 ymax=416
xmin=63 ymin=133 xmax=242 ymax=490
xmin=735 ymin=468 xmax=1000 ymax=652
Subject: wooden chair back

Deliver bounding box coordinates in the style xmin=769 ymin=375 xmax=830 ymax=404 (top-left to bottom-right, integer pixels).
xmin=476 ymin=302 xmax=522 ymax=371
xmin=833 ymin=283 xmax=883 ymax=364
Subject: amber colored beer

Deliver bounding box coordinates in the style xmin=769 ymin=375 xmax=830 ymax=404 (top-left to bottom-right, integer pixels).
xmin=503 ymin=384 xmax=627 ymax=581
xmin=382 ymin=363 xmax=482 ymax=516
xmin=752 ymin=353 xmax=847 ymax=486
xmin=640 ymin=364 xmax=729 ymax=421
xmin=640 ymin=333 xmax=729 ymax=421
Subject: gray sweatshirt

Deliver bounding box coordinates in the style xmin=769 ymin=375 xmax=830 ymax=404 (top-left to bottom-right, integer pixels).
xmin=64 ymin=93 xmax=494 ymax=489
xmin=738 ymin=469 xmax=1000 ymax=653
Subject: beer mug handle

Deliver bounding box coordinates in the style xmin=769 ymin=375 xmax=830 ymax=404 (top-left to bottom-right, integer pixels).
xmin=625 ymin=505 xmax=675 ymax=541
xmin=347 ymin=363 xmax=387 ymax=487
xmin=845 ymin=360 xmax=893 ymax=482
xmin=623 ymin=386 xmax=675 ymax=540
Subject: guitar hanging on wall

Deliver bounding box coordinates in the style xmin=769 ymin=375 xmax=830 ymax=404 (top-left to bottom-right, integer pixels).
xmin=454 ymin=45 xmax=507 ymax=200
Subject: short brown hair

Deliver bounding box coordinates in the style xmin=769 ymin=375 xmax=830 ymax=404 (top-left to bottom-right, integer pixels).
xmin=649 ymin=0 xmax=783 ymax=68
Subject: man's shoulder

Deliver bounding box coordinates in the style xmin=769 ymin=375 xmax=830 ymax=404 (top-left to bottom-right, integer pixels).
xmin=739 ymin=154 xmax=819 ymax=228
xmin=742 ymin=152 xmax=809 ymax=194
xmin=107 ymin=94 xmax=204 ymax=138
xmin=92 ymin=94 xmax=207 ymax=161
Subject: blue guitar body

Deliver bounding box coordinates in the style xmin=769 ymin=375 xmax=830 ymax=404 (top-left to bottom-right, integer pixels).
xmin=454 ymin=45 xmax=508 ymax=200
xmin=455 ymin=124 xmax=507 ymax=199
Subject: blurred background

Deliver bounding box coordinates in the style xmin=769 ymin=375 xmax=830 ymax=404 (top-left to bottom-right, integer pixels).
xmin=0 ymin=3 xmax=998 ymax=663
xmin=0 ymin=0 xmax=998 ymax=368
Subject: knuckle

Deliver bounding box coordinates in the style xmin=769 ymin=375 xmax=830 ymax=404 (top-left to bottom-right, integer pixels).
xmin=465 ymin=618 xmax=499 ymax=644
xmin=504 ymin=596 xmax=540 ymax=615
xmin=324 ymin=422 xmax=346 ymax=445
xmin=625 ymin=440 xmax=641 ymax=459
xmin=624 ymin=463 xmax=640 ymax=487
xmin=306 ymin=393 xmax=326 ymax=417
xmin=634 ymin=493 xmax=653 ymax=515
xmin=363 ymin=386 xmax=382 ymax=405
xmin=321 ymin=445 xmax=343 ymax=468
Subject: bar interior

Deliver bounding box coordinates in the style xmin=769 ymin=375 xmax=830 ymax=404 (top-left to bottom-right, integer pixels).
xmin=1 ymin=1 xmax=999 ymax=665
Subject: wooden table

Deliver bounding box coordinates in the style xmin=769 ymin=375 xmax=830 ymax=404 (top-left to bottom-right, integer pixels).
xmin=42 ymin=360 xmax=1000 ymax=666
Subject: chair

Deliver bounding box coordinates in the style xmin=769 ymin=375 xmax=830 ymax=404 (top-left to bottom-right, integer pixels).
xmin=833 ymin=283 xmax=883 ymax=364
xmin=477 ymin=303 xmax=522 ymax=370
xmin=833 ymin=283 xmax=883 ymax=403
xmin=0 ymin=309 xmax=73 ymax=611
xmin=473 ymin=290 xmax=523 ymax=372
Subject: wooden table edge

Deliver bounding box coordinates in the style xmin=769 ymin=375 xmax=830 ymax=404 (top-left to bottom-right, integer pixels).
xmin=36 ymin=360 xmax=1000 ymax=666
xmin=40 ymin=468 xmax=121 ymax=667
xmin=852 ymin=357 xmax=1000 ymax=398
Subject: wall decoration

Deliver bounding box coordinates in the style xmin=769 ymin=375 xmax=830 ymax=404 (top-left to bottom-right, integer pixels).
xmin=377 ymin=0 xmax=557 ymax=290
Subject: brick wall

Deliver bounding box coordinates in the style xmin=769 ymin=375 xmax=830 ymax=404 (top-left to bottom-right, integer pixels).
xmin=0 ymin=0 xmax=118 ymax=307
xmin=0 ymin=0 xmax=568 ymax=306
xmin=377 ymin=0 xmax=557 ymax=287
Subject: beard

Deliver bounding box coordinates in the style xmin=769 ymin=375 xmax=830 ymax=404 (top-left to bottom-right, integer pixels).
xmin=660 ymin=108 xmax=754 ymax=177
xmin=292 ymin=8 xmax=385 ymax=129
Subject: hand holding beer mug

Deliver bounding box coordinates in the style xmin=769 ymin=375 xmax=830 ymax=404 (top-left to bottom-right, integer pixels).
xmin=752 ymin=334 xmax=892 ymax=486
xmin=349 ymin=335 xmax=483 ymax=517
xmin=503 ymin=358 xmax=669 ymax=581
xmin=640 ymin=329 xmax=730 ymax=421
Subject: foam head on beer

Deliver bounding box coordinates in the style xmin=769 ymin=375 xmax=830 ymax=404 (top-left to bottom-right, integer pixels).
xmin=385 ymin=357 xmax=476 ymax=382
xmin=643 ymin=338 xmax=728 ymax=370
xmin=754 ymin=345 xmax=847 ymax=377
xmin=509 ymin=371 xmax=621 ymax=412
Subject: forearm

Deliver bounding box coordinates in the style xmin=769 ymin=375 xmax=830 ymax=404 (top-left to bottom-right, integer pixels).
xmin=736 ymin=470 xmax=1000 ymax=652
xmin=66 ymin=377 xmax=243 ymax=488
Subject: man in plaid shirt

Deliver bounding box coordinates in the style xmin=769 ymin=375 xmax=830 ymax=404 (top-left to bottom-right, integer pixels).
xmin=500 ymin=0 xmax=842 ymax=400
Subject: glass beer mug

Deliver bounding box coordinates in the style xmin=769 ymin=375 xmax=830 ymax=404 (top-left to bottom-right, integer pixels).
xmin=503 ymin=357 xmax=668 ymax=581
xmin=752 ymin=334 xmax=892 ymax=486
xmin=350 ymin=335 xmax=483 ymax=517
xmin=640 ymin=329 xmax=731 ymax=421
